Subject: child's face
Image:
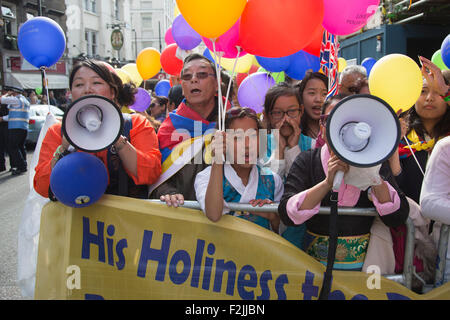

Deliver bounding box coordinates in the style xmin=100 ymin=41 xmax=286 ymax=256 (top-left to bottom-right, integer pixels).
xmin=268 ymin=95 xmax=303 ymax=137
xmin=302 ymin=78 xmax=328 ymax=121
xmin=227 ymin=116 xmax=259 ymax=169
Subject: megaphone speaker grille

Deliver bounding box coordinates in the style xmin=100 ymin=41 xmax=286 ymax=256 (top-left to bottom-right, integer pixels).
xmin=62 ymin=95 xmax=124 ymax=152
xmin=326 ymin=94 xmax=400 ymax=168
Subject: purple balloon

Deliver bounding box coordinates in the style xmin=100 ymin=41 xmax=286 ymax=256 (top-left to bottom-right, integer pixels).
xmin=237 ymin=72 xmax=276 ymax=114
xmin=172 ymin=15 xmax=202 ymax=50
xmin=129 ymin=88 xmax=151 ymax=112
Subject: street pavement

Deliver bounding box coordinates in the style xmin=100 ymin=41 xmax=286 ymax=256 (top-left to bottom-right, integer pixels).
xmin=0 ymin=150 xmax=34 ymax=300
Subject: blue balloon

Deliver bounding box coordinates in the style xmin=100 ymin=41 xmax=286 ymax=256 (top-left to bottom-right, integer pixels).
xmin=361 ymin=57 xmax=377 ymax=76
xmin=154 ymin=80 xmax=171 ymax=97
xmin=203 ymin=48 xmax=216 ymax=64
xmin=50 ymin=152 xmax=108 ymax=208
xmin=285 ymin=50 xmax=320 ymax=80
xmin=18 ymin=17 xmax=66 ymax=68
xmin=255 ymin=55 xmax=291 ymax=72
xmin=441 ymin=34 xmax=450 ymax=69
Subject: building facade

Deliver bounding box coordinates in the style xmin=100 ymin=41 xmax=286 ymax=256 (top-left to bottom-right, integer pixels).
xmin=66 ymin=0 xmax=176 ymax=69
xmin=1 ymin=0 xmax=68 ymax=90
xmin=130 ymin=0 xmax=175 ymax=55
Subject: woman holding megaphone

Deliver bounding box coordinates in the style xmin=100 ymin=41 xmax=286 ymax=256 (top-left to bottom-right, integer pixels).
xmin=278 ymin=94 xmax=410 ymax=272
xmin=34 ymin=59 xmax=162 ymax=200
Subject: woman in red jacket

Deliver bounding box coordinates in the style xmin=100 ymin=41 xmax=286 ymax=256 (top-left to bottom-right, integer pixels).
xmin=34 ymin=59 xmax=161 ymax=199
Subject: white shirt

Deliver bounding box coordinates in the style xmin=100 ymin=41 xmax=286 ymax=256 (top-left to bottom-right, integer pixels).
xmin=194 ymin=164 xmax=284 ymax=215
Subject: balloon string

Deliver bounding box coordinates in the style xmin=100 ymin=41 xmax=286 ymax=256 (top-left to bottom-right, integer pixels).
xmin=41 ymin=67 xmax=51 ymax=115
xmin=223 ymin=47 xmax=241 ymax=130
xmin=403 ymin=135 xmax=425 ymax=176
xmin=211 ymin=40 xmax=224 ymax=132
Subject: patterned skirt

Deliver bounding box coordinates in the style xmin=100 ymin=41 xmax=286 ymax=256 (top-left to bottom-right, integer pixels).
xmin=304 ymin=230 xmax=370 ymax=271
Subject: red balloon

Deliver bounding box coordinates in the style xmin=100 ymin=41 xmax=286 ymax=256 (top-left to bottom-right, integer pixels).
xmin=239 ymin=0 xmax=324 ymax=58
xmin=160 ymin=43 xmax=183 ymax=76
xmin=303 ymin=25 xmax=324 ymax=57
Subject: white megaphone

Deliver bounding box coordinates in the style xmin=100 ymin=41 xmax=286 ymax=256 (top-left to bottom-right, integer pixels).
xmin=326 ymin=94 xmax=400 ymax=190
xmin=62 ymin=95 xmax=124 ymax=152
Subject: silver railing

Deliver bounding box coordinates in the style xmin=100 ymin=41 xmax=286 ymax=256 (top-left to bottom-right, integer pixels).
xmin=147 ymin=200 xmax=425 ymax=290
xmin=435 ymin=224 xmax=449 ymax=287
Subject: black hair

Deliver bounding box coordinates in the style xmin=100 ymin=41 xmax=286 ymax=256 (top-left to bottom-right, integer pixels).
xmin=69 ymin=59 xmax=137 ymax=107
xmin=168 ymin=84 xmax=184 ymax=107
xmin=182 ymin=53 xmax=217 ymax=78
xmin=223 ymin=107 xmax=263 ymax=131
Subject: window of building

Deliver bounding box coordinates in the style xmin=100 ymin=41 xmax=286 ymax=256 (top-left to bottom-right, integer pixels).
xmin=141 ymin=13 xmax=152 ymax=29
xmin=85 ymin=29 xmax=98 ymax=57
xmin=114 ymin=0 xmax=120 ymax=20
xmin=142 ymin=41 xmax=156 ymax=49
xmin=84 ymin=0 xmax=97 ymax=13
xmin=2 ymin=5 xmax=15 ymax=18
xmin=141 ymin=1 xmax=152 ymax=10
xmin=2 ymin=5 xmax=16 ymax=36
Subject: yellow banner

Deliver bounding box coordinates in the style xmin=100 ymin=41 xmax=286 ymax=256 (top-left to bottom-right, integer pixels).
xmin=35 ymin=195 xmax=450 ymax=300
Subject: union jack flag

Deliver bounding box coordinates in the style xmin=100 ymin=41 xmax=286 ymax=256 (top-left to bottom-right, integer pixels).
xmin=319 ymin=30 xmax=339 ymax=100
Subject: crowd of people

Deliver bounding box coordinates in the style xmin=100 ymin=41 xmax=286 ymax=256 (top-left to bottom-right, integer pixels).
xmin=6 ymin=51 xmax=449 ymax=293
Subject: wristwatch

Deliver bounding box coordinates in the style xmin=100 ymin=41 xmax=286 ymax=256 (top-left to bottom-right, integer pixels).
xmin=111 ymin=135 xmax=128 ymax=154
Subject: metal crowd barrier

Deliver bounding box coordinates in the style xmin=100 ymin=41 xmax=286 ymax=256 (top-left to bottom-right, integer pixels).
xmin=148 ymin=200 xmax=424 ymax=290
xmin=435 ymin=224 xmax=449 ymax=287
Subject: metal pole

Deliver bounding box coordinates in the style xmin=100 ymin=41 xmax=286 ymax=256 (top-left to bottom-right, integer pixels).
xmin=146 ymin=200 xmax=379 ymax=216
xmin=403 ymin=218 xmax=415 ymax=289
xmin=394 ymin=12 xmax=425 ymax=24
xmin=37 ymin=0 xmax=43 ymax=16
xmin=435 ymin=224 xmax=449 ymax=287
xmin=158 ymin=21 xmax=162 ymax=52
xmin=37 ymin=0 xmax=47 ymax=98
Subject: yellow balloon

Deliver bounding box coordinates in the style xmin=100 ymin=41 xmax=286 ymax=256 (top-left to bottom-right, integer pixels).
xmin=338 ymin=57 xmax=347 ymax=73
xmin=136 ymin=47 xmax=161 ymax=80
xmin=220 ymin=54 xmax=254 ymax=74
xmin=114 ymin=68 xmax=132 ymax=84
xmin=174 ymin=3 xmax=180 ymax=17
xmin=368 ymin=54 xmax=422 ymax=113
xmin=252 ymin=55 xmax=260 ymax=68
xmin=122 ymin=63 xmax=143 ymax=87
xmin=176 ymin=0 xmax=247 ymax=38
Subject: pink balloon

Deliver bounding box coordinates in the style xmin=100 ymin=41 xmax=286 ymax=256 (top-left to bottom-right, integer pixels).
xmin=165 ymin=27 xmax=175 ymax=45
xmin=322 ymin=0 xmax=380 ymax=36
xmin=202 ymin=20 xmax=246 ymax=58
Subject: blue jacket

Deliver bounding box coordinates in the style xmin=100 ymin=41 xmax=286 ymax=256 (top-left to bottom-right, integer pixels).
xmin=1 ymin=95 xmax=30 ymax=130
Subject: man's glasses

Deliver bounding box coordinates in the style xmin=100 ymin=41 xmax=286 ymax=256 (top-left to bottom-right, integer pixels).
xmin=269 ymin=109 xmax=301 ymax=120
xmin=180 ymin=72 xmax=216 ymax=81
